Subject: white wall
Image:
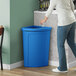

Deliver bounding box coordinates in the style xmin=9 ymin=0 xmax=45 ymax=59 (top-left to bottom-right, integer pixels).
xmin=0 ymin=0 xmax=10 ymax=25
xmin=34 ymin=11 xmax=76 ymax=68
xmin=0 ymin=0 xmax=10 ymax=64
xmin=67 ymin=13 xmax=76 ymax=68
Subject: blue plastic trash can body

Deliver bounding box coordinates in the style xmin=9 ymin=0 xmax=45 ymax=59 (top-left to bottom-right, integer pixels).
xmin=22 ymin=25 xmax=52 ymax=67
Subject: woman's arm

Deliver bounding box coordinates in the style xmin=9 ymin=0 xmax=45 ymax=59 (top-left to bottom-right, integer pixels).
xmin=40 ymin=0 xmax=56 ymax=24
xmin=40 ymin=16 xmax=48 ymax=25
xmin=70 ymin=0 xmax=75 ymax=13
xmin=45 ymin=0 xmax=56 ymax=18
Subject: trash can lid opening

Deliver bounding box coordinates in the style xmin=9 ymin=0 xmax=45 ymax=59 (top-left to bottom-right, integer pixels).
xmin=21 ymin=25 xmax=52 ymax=32
xmin=24 ymin=25 xmax=43 ymax=29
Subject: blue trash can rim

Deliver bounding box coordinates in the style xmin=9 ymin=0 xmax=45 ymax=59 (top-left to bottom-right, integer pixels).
xmin=21 ymin=25 xmax=52 ymax=32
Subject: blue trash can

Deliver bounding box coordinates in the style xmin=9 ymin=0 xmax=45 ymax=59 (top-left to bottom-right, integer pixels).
xmin=22 ymin=25 xmax=52 ymax=67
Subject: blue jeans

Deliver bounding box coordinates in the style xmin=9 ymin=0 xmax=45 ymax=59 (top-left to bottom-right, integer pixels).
xmin=57 ymin=22 xmax=76 ymax=71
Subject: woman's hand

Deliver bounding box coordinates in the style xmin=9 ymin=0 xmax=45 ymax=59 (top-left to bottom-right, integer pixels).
xmin=40 ymin=16 xmax=48 ymax=25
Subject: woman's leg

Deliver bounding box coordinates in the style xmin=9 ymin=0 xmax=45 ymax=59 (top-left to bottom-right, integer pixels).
xmin=57 ymin=25 xmax=72 ymax=71
xmin=67 ymin=22 xmax=76 ymax=57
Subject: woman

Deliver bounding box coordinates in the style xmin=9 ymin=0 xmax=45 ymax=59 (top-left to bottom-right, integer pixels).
xmin=40 ymin=0 xmax=76 ymax=73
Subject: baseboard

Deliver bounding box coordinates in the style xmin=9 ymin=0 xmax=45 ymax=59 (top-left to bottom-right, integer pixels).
xmin=1 ymin=60 xmax=59 ymax=70
xmin=49 ymin=60 xmax=59 ymax=67
xmin=49 ymin=60 xmax=76 ymax=69
xmin=68 ymin=60 xmax=76 ymax=68
xmin=10 ymin=61 xmax=24 ymax=69
xmin=0 ymin=61 xmax=24 ymax=70
xmin=0 ymin=64 xmax=10 ymax=70
xmin=1 ymin=60 xmax=76 ymax=70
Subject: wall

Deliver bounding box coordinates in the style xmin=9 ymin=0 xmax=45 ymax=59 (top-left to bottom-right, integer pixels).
xmin=0 ymin=0 xmax=10 ymax=64
xmin=67 ymin=12 xmax=76 ymax=68
xmin=34 ymin=11 xmax=76 ymax=67
xmin=10 ymin=0 xmax=39 ymax=64
xmin=34 ymin=11 xmax=59 ymax=63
